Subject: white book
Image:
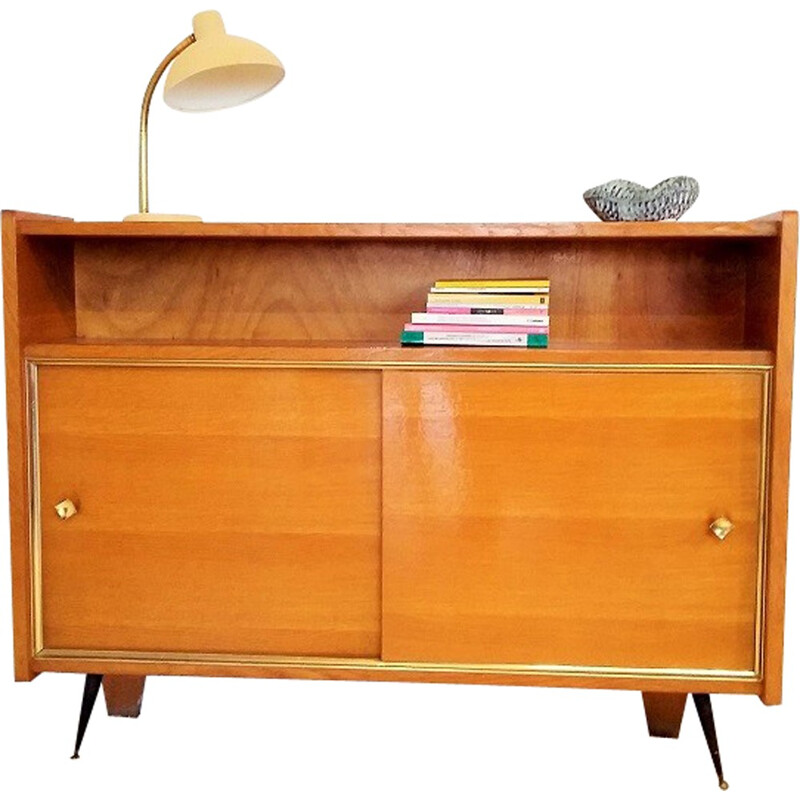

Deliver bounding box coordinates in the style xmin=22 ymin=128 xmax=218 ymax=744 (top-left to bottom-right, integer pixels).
xmin=427 ymin=302 xmax=549 ymax=311
xmin=412 ymin=312 xmax=549 ymax=326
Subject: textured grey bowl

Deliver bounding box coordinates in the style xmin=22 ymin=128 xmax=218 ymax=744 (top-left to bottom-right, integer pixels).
xmin=583 ymin=176 xmax=699 ymax=221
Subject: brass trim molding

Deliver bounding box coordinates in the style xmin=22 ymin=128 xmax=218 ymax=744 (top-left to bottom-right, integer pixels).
xmin=34 ymin=647 xmax=758 ymax=681
xmin=755 ymin=369 xmax=772 ymax=676
xmin=27 ymin=356 xmax=772 ymax=373
xmin=25 ymin=358 xmax=772 ymax=682
xmin=27 ymin=362 xmax=43 ymax=655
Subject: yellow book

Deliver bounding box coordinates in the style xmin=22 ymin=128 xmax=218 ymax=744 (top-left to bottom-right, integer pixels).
xmin=433 ymin=279 xmax=550 ymax=291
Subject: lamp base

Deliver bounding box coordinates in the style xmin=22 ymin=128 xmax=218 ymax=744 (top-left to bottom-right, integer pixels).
xmin=123 ymin=213 xmax=203 ymax=222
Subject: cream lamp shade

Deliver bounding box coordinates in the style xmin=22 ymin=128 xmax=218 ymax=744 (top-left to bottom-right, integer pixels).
xmin=124 ymin=10 xmax=284 ymax=222
xmin=164 ymin=11 xmax=284 ymax=111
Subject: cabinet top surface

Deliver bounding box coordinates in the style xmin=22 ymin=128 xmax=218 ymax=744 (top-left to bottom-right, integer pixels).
xmin=7 ymin=216 xmax=788 ymax=239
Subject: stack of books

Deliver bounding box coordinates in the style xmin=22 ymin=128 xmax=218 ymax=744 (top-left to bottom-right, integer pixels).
xmin=400 ymin=279 xmax=550 ymax=348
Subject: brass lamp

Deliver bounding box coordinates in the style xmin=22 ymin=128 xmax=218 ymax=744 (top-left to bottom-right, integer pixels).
xmin=124 ymin=10 xmax=284 ymax=222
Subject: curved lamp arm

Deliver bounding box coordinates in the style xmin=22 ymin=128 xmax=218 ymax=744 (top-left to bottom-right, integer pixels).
xmin=137 ymin=35 xmax=195 ymax=214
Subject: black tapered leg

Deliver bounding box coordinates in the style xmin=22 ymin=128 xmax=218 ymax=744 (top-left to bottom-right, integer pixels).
xmin=692 ymin=693 xmax=728 ymax=791
xmin=71 ymin=674 xmax=103 ymax=759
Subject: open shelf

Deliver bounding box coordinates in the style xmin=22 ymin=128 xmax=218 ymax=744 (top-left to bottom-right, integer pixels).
xmin=7 ymin=211 xmax=794 ymax=366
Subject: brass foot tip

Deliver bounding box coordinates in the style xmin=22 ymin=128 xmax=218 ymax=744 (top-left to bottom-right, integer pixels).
xmin=719 ymin=779 xmax=729 ymax=791
xmin=70 ymin=753 xmax=80 ymax=760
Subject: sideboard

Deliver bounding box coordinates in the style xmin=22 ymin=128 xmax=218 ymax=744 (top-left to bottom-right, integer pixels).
xmin=3 ymin=210 xmax=796 ymax=788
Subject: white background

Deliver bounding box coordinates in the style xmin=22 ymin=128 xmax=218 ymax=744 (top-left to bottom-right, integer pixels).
xmin=0 ymin=1 xmax=798 ymax=798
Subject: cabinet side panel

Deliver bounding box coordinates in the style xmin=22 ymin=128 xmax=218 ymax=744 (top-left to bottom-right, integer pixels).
xmin=2 ymin=212 xmax=74 ymax=680
xmin=761 ymin=211 xmax=798 ymax=704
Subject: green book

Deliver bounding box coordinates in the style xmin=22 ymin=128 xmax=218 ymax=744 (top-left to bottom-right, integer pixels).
xmin=401 ymin=331 xmax=548 ymax=348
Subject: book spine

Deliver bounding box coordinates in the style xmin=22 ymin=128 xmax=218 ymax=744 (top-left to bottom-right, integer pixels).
xmin=427 ymin=303 xmax=549 ymax=314
xmin=433 ymin=279 xmax=550 ymax=290
xmin=405 ymin=323 xmax=548 ymax=335
xmin=426 ymin=304 xmax=549 ymax=315
xmin=412 ymin=312 xmax=549 ymax=326
xmin=429 ymin=293 xmax=549 ymax=305
xmin=401 ymin=330 xmax=548 ymax=347
xmin=429 ymin=286 xmax=549 ymax=294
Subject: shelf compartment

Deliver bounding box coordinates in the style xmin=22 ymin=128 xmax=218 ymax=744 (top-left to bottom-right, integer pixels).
xmin=67 ymin=235 xmax=773 ymax=350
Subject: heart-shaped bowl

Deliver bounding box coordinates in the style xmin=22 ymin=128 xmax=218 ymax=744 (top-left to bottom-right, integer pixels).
xmin=583 ymin=176 xmax=699 ymax=221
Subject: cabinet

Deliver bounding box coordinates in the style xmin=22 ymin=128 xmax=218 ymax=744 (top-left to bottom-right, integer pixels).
xmin=3 ymin=210 xmax=796 ymax=786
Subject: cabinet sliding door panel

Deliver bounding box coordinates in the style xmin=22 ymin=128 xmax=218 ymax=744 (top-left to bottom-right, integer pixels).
xmin=34 ymin=364 xmax=382 ymax=658
xmin=382 ymin=369 xmax=766 ymax=673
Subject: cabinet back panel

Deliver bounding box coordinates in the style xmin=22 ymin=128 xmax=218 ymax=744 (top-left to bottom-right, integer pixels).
xmin=75 ymin=238 xmax=749 ymax=347
xmin=35 ymin=365 xmax=382 ymax=657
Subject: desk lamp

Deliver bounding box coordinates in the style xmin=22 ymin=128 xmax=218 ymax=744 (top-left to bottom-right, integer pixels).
xmin=124 ymin=10 xmax=284 ymax=222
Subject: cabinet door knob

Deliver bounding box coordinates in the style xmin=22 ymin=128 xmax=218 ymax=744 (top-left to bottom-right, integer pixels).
xmin=54 ymin=499 xmax=78 ymax=520
xmin=709 ymin=517 xmax=734 ymax=541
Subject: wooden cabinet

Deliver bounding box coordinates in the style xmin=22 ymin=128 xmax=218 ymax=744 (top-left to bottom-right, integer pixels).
xmin=2 ymin=210 xmax=796 ymax=782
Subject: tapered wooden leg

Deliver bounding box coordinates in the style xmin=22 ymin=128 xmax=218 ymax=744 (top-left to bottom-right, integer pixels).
xmin=642 ymin=692 xmax=687 ymax=738
xmin=71 ymin=674 xmax=103 ymax=759
xmin=693 ymin=693 xmax=728 ymax=791
xmin=103 ymin=676 xmax=146 ymax=718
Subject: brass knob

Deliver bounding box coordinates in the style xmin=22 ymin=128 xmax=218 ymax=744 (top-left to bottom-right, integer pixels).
xmin=709 ymin=517 xmax=734 ymax=541
xmin=54 ymin=499 xmax=78 ymax=520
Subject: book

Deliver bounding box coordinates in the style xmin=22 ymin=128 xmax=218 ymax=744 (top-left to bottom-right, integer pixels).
xmin=428 ymin=293 xmax=549 ymax=306
xmin=433 ymin=279 xmax=550 ymax=291
xmin=401 ymin=330 xmax=548 ymax=348
xmin=429 ymin=286 xmax=549 ymax=294
xmin=405 ymin=323 xmax=548 ymax=335
xmin=402 ymin=276 xmax=551 ymax=348
xmin=426 ymin=305 xmax=549 ymax=316
xmin=411 ymin=312 xmax=550 ymax=326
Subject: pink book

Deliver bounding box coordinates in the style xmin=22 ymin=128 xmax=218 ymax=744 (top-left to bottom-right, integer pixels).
xmin=404 ymin=323 xmax=549 ymax=335
xmin=426 ymin=305 xmax=548 ymax=316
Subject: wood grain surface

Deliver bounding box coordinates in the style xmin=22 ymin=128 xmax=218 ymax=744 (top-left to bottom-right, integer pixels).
xmin=30 ymin=652 xmax=762 ymax=694
xmin=74 ymin=238 xmax=750 ymax=348
xmin=36 ymin=365 xmax=382 ymax=657
xmin=383 ymin=370 xmax=765 ymax=671
xmin=757 ymin=211 xmax=798 ymax=703
xmin=25 ymin=341 xmax=775 ymax=366
xmin=2 ymin=210 xmax=75 ymax=679
xmin=103 ymin=675 xmax=146 ymax=717
xmin=642 ymin=692 xmax=687 ymax=738
xmin=17 ymin=219 xmax=782 ymax=238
